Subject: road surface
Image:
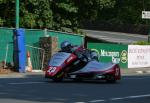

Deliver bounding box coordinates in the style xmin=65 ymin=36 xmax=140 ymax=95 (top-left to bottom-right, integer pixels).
xmin=83 ymin=30 xmax=148 ymax=44
xmin=0 ymin=73 xmax=150 ymax=103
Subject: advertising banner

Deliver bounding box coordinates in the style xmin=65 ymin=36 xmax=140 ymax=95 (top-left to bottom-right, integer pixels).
xmin=128 ymin=45 xmax=150 ymax=68
xmin=88 ymin=43 xmax=128 ymax=68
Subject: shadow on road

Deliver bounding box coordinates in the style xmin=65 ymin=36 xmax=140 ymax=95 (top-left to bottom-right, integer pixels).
xmin=45 ymin=79 xmax=121 ymax=85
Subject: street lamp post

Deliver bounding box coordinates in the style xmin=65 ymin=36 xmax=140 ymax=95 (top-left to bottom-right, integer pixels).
xmin=16 ymin=0 xmax=19 ymax=28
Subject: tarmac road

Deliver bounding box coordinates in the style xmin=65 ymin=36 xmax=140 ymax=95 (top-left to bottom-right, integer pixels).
xmin=0 ymin=72 xmax=150 ymax=103
xmin=83 ymin=29 xmax=148 ymax=44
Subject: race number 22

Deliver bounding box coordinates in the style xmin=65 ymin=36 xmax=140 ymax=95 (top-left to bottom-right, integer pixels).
xmin=48 ymin=67 xmax=56 ymax=73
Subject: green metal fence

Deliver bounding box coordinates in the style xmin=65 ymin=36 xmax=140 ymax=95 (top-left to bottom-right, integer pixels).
xmin=0 ymin=28 xmax=14 ymax=63
xmin=0 ymin=27 xmax=84 ymax=70
xmin=25 ymin=29 xmax=84 ymax=47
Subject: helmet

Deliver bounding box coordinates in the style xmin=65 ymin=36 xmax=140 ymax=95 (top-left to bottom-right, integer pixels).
xmin=61 ymin=41 xmax=72 ymax=52
xmin=91 ymin=51 xmax=99 ymax=61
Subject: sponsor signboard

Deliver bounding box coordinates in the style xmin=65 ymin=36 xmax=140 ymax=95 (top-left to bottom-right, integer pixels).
xmin=128 ymin=45 xmax=150 ymax=68
xmin=88 ymin=43 xmax=128 ymax=68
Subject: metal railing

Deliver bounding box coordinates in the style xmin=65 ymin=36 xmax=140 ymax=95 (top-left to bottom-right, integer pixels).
xmin=26 ymin=45 xmax=45 ymax=71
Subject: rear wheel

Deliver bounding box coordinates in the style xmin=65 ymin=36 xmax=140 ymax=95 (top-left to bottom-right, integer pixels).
xmin=105 ymin=74 xmax=116 ymax=83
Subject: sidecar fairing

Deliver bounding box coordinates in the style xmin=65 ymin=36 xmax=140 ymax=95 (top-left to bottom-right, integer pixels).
xmin=68 ymin=60 xmax=121 ymax=83
xmin=45 ymin=52 xmax=77 ymax=80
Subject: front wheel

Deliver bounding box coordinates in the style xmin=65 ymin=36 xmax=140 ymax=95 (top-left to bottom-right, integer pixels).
xmin=52 ymin=77 xmax=63 ymax=82
xmin=105 ymin=74 xmax=116 ymax=83
xmin=52 ymin=72 xmax=64 ymax=82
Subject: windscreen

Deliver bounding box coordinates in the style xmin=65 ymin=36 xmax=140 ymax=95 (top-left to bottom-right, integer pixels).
xmin=48 ymin=52 xmax=71 ymax=66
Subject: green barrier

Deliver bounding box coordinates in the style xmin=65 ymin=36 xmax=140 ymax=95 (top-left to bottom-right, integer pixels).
xmin=0 ymin=28 xmax=84 ymax=70
xmin=48 ymin=31 xmax=84 ymax=47
xmin=0 ymin=28 xmax=13 ymax=63
xmin=88 ymin=43 xmax=128 ymax=68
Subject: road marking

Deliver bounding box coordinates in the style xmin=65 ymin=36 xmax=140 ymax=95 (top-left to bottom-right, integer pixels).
xmin=89 ymin=99 xmax=105 ymax=103
xmin=111 ymin=97 xmax=125 ymax=100
xmin=128 ymin=94 xmax=150 ymax=98
xmin=110 ymin=94 xmax=150 ymax=101
xmin=8 ymin=81 xmax=44 ymax=85
xmin=89 ymin=94 xmax=150 ymax=102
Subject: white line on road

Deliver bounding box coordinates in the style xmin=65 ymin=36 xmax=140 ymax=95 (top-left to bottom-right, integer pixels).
xmin=89 ymin=94 xmax=150 ymax=103
xmin=111 ymin=97 xmax=125 ymax=100
xmin=110 ymin=94 xmax=150 ymax=101
xmin=89 ymin=99 xmax=105 ymax=103
xmin=128 ymin=94 xmax=150 ymax=99
xmin=8 ymin=81 xmax=44 ymax=85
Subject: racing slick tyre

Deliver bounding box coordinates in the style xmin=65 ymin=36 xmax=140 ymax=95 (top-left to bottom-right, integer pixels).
xmin=52 ymin=72 xmax=64 ymax=82
xmin=52 ymin=77 xmax=63 ymax=82
xmin=105 ymin=74 xmax=116 ymax=83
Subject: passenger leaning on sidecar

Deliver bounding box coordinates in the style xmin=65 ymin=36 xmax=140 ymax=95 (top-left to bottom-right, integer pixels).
xmin=60 ymin=41 xmax=99 ymax=61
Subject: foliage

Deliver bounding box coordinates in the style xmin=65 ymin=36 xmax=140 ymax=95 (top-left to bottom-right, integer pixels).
xmin=74 ymin=0 xmax=115 ymax=22
xmin=0 ymin=18 xmax=4 ymax=26
xmin=98 ymin=0 xmax=150 ymax=25
xmin=132 ymin=41 xmax=150 ymax=45
xmin=20 ymin=0 xmax=53 ymax=29
xmin=0 ymin=0 xmax=15 ymax=27
xmin=51 ymin=0 xmax=78 ymax=32
xmin=0 ymin=0 xmax=149 ymax=33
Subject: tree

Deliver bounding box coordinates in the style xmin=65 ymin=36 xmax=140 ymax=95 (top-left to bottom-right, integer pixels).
xmin=98 ymin=0 xmax=150 ymax=25
xmin=74 ymin=0 xmax=116 ymax=27
xmin=51 ymin=0 xmax=78 ymax=32
xmin=2 ymin=0 xmax=148 ymax=33
xmin=20 ymin=0 xmax=53 ymax=29
xmin=0 ymin=0 xmax=15 ymax=27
